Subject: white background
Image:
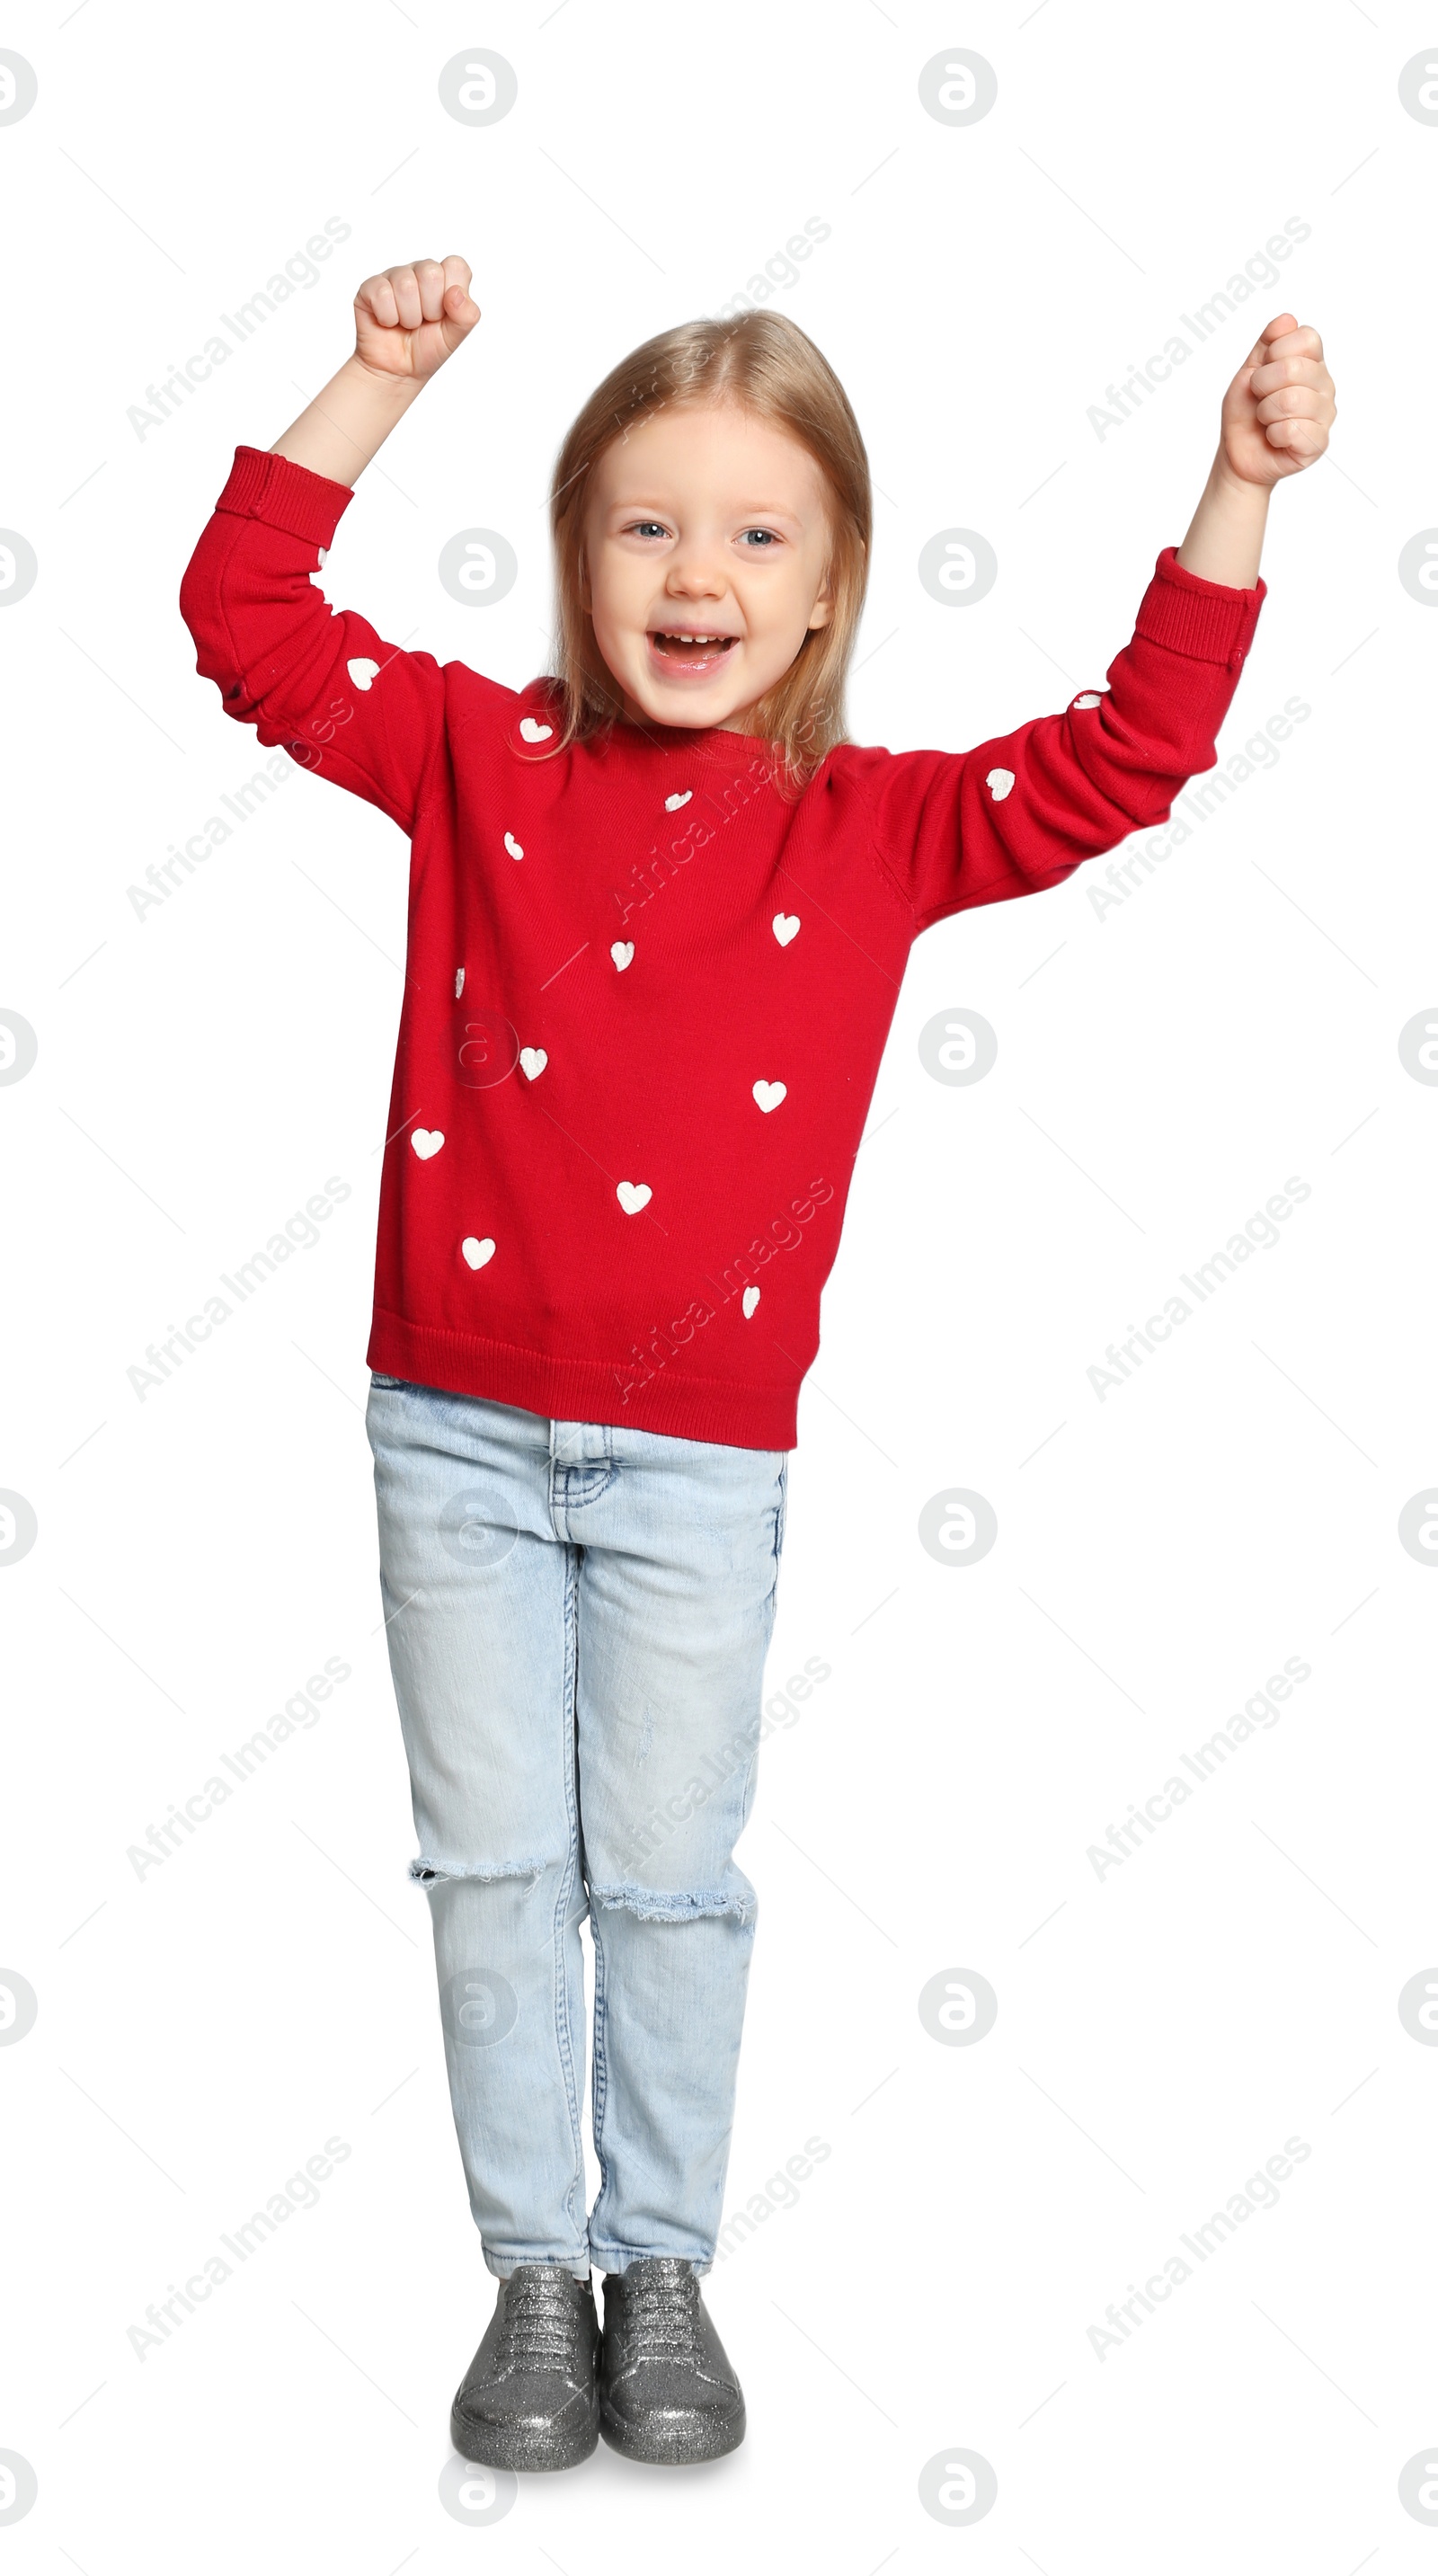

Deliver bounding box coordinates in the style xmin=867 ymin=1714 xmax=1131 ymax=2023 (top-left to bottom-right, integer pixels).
xmin=4 ymin=1 xmax=1437 ymax=2566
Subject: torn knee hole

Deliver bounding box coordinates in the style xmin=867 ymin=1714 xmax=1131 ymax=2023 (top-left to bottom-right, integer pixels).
xmin=590 ymin=1879 xmax=756 ymax=1927
xmin=409 ymin=1856 xmax=555 ymax=1888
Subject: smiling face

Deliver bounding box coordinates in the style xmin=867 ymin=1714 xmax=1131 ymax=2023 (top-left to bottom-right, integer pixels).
xmin=581 ymin=397 xmax=836 ymax=733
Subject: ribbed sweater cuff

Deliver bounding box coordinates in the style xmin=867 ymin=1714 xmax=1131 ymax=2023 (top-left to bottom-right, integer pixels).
xmin=213 ymin=445 xmax=355 ymax=548
xmin=1135 ymin=545 xmax=1266 ymax=671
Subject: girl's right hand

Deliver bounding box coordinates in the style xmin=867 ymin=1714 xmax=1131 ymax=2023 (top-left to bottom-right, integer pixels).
xmin=353 ymin=257 xmax=481 ymax=384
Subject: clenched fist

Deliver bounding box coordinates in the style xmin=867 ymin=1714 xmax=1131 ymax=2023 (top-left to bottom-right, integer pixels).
xmin=353 ymin=257 xmax=482 ymax=385
xmin=1220 ymin=313 xmax=1336 ymax=486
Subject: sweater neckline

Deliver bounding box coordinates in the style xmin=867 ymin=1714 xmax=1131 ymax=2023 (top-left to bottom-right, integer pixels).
xmin=608 ymin=714 xmax=756 ymax=757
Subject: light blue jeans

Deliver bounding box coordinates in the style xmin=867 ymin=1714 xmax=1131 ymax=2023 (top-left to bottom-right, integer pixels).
xmin=365 ymin=1376 xmax=788 ymax=2279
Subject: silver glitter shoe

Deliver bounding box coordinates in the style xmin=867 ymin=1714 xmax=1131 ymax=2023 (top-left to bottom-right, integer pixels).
xmin=599 ymin=2256 xmax=745 ymax=2464
xmin=450 ymin=2266 xmax=600 ymax=2471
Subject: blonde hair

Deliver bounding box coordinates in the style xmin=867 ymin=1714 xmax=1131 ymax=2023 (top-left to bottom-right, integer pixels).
xmin=543 ymin=310 xmax=871 ymax=794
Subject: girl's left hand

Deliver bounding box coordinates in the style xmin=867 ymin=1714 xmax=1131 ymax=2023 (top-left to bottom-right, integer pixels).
xmin=1219 ymin=313 xmax=1336 ymax=486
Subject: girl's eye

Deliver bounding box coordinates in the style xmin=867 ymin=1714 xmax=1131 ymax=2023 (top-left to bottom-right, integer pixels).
xmin=627 ymin=521 xmax=670 ymax=540
xmin=739 ymin=529 xmax=780 ymax=547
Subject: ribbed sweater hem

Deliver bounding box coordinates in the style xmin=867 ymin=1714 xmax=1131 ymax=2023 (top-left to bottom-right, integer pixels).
xmin=1138 ymin=545 xmax=1265 ymax=668
xmin=215 ymin=446 xmax=355 ymax=547
xmin=367 ymin=1309 xmax=798 ymax=1451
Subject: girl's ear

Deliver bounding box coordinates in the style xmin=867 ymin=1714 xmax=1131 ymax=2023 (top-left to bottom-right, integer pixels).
xmin=807 ymin=565 xmax=836 ymax=633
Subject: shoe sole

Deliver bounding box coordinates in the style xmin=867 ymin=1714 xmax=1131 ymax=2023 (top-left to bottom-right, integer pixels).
xmin=450 ymin=2403 xmax=599 ymax=2473
xmin=598 ymin=2399 xmax=746 ymax=2465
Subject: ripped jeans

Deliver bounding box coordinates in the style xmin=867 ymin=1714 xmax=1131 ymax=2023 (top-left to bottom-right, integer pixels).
xmin=365 ymin=1376 xmax=788 ymax=2279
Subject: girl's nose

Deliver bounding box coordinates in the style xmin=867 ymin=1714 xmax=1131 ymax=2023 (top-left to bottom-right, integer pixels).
xmin=664 ymin=553 xmax=725 ymax=598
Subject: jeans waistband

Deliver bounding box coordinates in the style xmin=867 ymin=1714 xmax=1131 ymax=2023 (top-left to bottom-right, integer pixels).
xmin=549 ymin=1417 xmax=613 ymax=1469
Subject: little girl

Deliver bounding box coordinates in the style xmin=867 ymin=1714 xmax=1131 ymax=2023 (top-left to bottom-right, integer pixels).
xmin=180 ymin=255 xmax=1334 ymax=2472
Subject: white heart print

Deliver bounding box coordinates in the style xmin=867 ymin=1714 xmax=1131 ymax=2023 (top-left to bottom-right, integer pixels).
xmin=519 ymin=715 xmax=553 ymax=743
xmin=752 ymin=1079 xmax=787 ymax=1114
xmin=519 ymin=1047 xmax=547 ymax=1080
xmin=454 ymin=967 xmax=465 ymax=998
xmin=664 ymin=790 xmax=693 ymax=812
xmin=411 ymin=1129 xmax=445 ymax=1159
xmin=461 ymin=1235 xmax=496 ymax=1270
xmin=611 ymin=941 xmax=635 ymax=972
xmin=986 ymin=767 xmax=1015 ymax=802
xmin=772 ymin=913 xmax=800 ymax=947
xmin=347 ymin=656 xmax=380 ymax=691
xmin=504 ymin=831 xmax=524 ymax=861
xmin=1073 ymin=691 xmax=1104 ymax=709
xmin=617 ymin=1180 xmax=652 ymax=1215
xmin=742 ymin=1285 xmax=760 ymax=1319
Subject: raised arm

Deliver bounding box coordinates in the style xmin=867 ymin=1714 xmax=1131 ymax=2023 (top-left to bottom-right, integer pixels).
xmin=178 ymin=258 xmax=483 ymax=836
xmin=269 ymin=254 xmax=481 ymax=483
xmin=844 ymin=313 xmax=1334 ymax=930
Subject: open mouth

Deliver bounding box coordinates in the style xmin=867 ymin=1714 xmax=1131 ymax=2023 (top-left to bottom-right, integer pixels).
xmin=647 ymin=630 xmax=740 ymax=671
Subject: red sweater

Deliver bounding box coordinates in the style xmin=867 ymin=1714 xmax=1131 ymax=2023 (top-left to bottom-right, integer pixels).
xmin=180 ymin=447 xmax=1265 ymax=1450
